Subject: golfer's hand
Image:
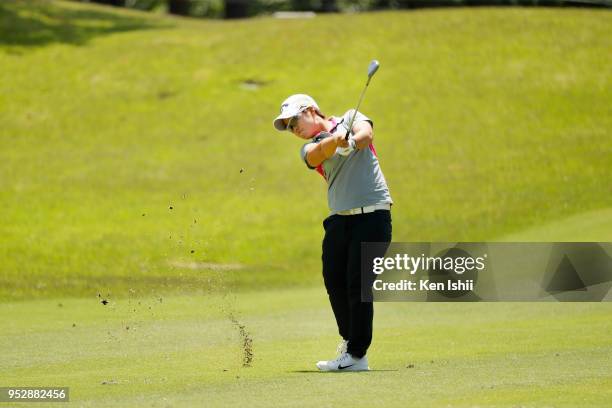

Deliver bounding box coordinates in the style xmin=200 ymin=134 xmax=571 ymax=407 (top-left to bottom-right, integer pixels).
xmin=334 ymin=132 xmax=349 ymax=148
xmin=335 ymin=133 xmax=356 ymax=157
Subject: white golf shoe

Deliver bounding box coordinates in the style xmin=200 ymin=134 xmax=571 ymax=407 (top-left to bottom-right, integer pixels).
xmin=316 ymin=352 xmax=369 ymax=372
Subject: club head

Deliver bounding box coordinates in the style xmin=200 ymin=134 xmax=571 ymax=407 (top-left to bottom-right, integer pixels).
xmin=367 ymin=60 xmax=380 ymax=79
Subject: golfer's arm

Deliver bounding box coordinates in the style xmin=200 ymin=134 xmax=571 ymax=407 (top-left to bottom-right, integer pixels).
xmin=305 ymin=136 xmax=341 ymax=168
xmin=351 ymin=121 xmax=373 ymax=150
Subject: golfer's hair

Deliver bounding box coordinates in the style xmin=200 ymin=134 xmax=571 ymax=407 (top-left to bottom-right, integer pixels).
xmin=313 ymin=107 xmax=326 ymax=120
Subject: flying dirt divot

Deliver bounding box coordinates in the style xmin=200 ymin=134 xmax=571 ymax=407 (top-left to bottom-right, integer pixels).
xmin=214 ymin=279 xmax=253 ymax=367
xmin=227 ymin=311 xmax=254 ymax=367
xmin=161 ymin=198 xmax=252 ymax=366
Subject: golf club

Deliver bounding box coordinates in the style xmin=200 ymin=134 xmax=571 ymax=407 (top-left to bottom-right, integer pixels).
xmin=345 ymin=59 xmax=380 ymax=140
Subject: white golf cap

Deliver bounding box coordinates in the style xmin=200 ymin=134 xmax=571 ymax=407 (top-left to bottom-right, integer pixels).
xmin=273 ymin=94 xmax=319 ymax=131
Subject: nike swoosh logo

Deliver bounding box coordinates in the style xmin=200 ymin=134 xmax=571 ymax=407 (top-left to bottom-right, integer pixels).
xmin=338 ymin=364 xmax=354 ymax=370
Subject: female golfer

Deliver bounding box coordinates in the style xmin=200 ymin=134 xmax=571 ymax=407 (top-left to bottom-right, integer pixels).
xmin=273 ymin=94 xmax=393 ymax=371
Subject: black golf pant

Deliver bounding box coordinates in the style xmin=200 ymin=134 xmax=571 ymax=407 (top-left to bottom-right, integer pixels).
xmin=322 ymin=209 xmax=392 ymax=358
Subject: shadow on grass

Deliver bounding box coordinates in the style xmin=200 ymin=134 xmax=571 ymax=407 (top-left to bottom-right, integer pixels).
xmin=0 ymin=273 xmax=219 ymax=301
xmin=289 ymin=369 xmax=400 ymax=373
xmin=0 ymin=0 xmax=170 ymax=50
xmin=0 ymin=263 xmax=303 ymax=301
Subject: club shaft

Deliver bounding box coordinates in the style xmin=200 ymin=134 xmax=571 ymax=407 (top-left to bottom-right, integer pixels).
xmin=345 ymin=77 xmax=372 ymax=140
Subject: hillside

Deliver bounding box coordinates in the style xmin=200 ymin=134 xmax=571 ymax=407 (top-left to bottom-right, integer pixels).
xmin=0 ymin=0 xmax=610 ymax=299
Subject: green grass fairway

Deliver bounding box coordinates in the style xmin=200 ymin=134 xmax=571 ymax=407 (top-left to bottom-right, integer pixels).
xmin=499 ymin=207 xmax=612 ymax=241
xmin=1 ymin=288 xmax=611 ymax=407
xmin=1 ymin=1 xmax=611 ymax=406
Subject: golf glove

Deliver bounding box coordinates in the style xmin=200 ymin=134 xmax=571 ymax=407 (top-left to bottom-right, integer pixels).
xmin=336 ymin=137 xmax=356 ymax=156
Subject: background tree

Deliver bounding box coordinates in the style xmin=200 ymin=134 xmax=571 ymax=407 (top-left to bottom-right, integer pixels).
xmin=168 ymin=0 xmax=191 ymax=15
xmin=320 ymin=0 xmax=339 ymax=12
xmin=224 ymin=0 xmax=249 ymax=18
xmin=90 ymin=0 xmax=125 ymax=6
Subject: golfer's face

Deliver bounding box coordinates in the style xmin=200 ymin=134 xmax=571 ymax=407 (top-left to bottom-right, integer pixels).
xmin=286 ymin=110 xmax=316 ymax=139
